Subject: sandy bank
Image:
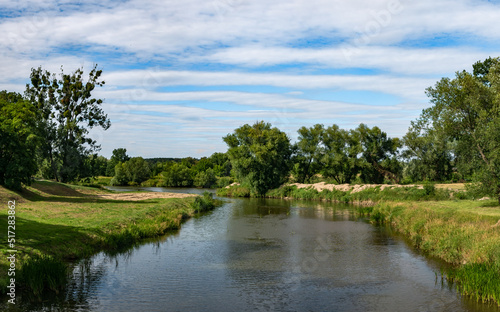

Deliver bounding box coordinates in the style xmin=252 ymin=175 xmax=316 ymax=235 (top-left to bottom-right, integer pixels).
xmin=95 ymin=192 xmax=197 ymax=201
xmin=289 ymin=182 xmax=424 ymax=193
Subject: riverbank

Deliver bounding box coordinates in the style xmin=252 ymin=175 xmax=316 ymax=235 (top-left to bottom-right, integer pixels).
xmin=217 ymin=182 xmax=468 ymax=202
xmin=370 ymin=200 xmax=500 ymax=305
xmin=0 ymin=180 xmax=217 ymax=296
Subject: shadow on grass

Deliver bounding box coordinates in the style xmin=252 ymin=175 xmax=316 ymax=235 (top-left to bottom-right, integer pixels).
xmin=12 ymin=186 xmax=153 ymax=205
xmin=479 ymin=201 xmax=500 ymax=208
xmin=0 ymin=216 xmax=97 ymax=261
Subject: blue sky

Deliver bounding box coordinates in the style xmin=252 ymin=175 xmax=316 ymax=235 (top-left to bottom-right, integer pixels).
xmin=1 ymin=0 xmax=499 ymax=158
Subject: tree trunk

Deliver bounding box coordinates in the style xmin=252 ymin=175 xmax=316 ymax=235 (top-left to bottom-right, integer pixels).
xmin=372 ymin=161 xmax=400 ymax=184
xmin=49 ymin=148 xmax=59 ymax=182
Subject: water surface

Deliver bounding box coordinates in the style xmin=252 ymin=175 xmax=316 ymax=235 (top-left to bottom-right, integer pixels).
xmin=8 ymin=197 xmax=500 ymax=312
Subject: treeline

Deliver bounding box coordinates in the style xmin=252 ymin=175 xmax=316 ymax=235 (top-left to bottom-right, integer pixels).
xmin=223 ymin=57 xmax=500 ymax=203
xmin=107 ymin=149 xmax=232 ymax=188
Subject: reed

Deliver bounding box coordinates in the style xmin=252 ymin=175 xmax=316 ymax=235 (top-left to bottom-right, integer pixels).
xmin=371 ymin=201 xmax=500 ymax=305
xmin=19 ymin=256 xmax=67 ymax=297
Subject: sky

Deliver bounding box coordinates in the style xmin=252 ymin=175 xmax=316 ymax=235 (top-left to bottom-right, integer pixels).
xmin=1 ymin=0 xmax=499 ymax=158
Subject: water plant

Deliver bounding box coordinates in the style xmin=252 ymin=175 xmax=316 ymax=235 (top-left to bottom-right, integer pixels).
xmin=19 ymin=256 xmax=68 ymax=297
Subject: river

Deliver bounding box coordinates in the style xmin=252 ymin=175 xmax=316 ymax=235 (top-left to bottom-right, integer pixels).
xmin=10 ymin=190 xmax=500 ymax=312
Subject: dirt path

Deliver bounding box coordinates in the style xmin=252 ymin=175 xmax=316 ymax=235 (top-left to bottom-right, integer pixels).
xmin=96 ymin=192 xmax=197 ymax=201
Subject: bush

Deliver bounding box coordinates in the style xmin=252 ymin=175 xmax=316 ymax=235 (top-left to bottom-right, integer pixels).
xmin=423 ymin=182 xmax=436 ymax=196
xmin=216 ymin=176 xmax=234 ymax=188
xmin=194 ymin=168 xmax=217 ymax=188
xmin=191 ymin=192 xmax=216 ymax=213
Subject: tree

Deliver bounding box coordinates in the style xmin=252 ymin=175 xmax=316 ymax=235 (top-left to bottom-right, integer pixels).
xmin=209 ymin=152 xmax=231 ymax=177
xmin=293 ymin=124 xmax=324 ymax=183
xmin=25 ymin=65 xmax=110 ymax=182
xmin=123 ymin=157 xmax=150 ymax=184
xmin=106 ymin=148 xmax=130 ymax=176
xmin=160 ymin=163 xmax=193 ymax=187
xmin=109 ymin=157 xmax=150 ymax=186
xmin=403 ymin=124 xmax=453 ymax=182
xmin=223 ymin=121 xmax=292 ymax=195
xmin=321 ymin=125 xmax=362 ymax=184
xmin=0 ymin=91 xmax=38 ymax=190
xmin=421 ymin=57 xmax=500 ymax=203
xmin=194 ymin=168 xmax=217 ymax=188
xmin=356 ymin=124 xmax=402 ymax=184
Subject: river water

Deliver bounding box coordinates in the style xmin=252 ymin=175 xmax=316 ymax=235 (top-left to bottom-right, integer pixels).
xmin=9 ymin=192 xmax=500 ymax=312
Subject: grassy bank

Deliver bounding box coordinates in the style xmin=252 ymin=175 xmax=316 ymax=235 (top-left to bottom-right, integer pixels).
xmin=370 ymin=200 xmax=500 ymax=305
xmin=217 ymin=183 xmax=467 ymax=203
xmin=0 ymin=180 xmax=217 ymax=296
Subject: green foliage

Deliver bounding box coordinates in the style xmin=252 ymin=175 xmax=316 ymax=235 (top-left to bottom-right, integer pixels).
xmin=19 ymin=255 xmax=67 ymax=296
xmin=356 ymin=124 xmax=402 ymax=184
xmin=423 ymin=182 xmax=436 ymax=196
xmin=224 ymin=121 xmax=292 ymax=195
xmin=321 ymin=124 xmax=363 ymax=184
xmin=447 ymin=263 xmax=500 ymax=304
xmin=190 ymin=192 xmax=216 ymax=213
xmin=194 ymin=168 xmax=217 ymax=188
xmin=110 ymin=157 xmax=150 ymax=186
xmin=215 ymin=176 xmax=234 ymax=188
xmin=418 ymin=57 xmax=500 ymax=203
xmin=209 ymin=152 xmax=232 ymax=176
xmin=290 ymin=123 xmax=402 ymax=185
xmin=25 ymin=65 xmax=110 ymax=183
xmin=403 ymin=125 xmax=453 ymax=182
xmin=370 ymin=201 xmax=500 ymax=304
xmin=0 ymin=91 xmax=38 ymax=190
xmin=159 ymin=163 xmax=194 ymax=187
xmin=293 ymin=124 xmax=324 ymax=183
xmin=216 ymin=184 xmax=251 ymax=197
xmin=106 ymin=148 xmax=130 ymax=176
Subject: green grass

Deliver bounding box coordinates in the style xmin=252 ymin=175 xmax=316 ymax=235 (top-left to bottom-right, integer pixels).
xmin=264 ymin=184 xmax=456 ymax=202
xmin=370 ymin=200 xmax=500 ymax=305
xmin=0 ymin=180 xmax=217 ymax=297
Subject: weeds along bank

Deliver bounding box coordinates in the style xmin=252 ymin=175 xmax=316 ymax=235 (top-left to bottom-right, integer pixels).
xmin=217 ymin=182 xmax=465 ymax=203
xmin=0 ymin=181 xmax=217 ymax=297
xmin=370 ymin=201 xmax=500 ymax=305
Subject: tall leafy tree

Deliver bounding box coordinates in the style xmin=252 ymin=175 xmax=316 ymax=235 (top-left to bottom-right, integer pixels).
xmin=0 ymin=91 xmax=38 ymax=189
xmin=421 ymin=57 xmax=500 ymax=203
xmin=293 ymin=124 xmax=324 ymax=183
xmin=356 ymin=124 xmax=402 ymax=184
xmin=321 ymin=125 xmax=363 ymax=184
xmin=106 ymin=148 xmax=130 ymax=176
xmin=25 ymin=65 xmax=110 ymax=182
xmin=403 ymin=123 xmax=453 ymax=182
xmin=224 ymin=121 xmax=292 ymax=195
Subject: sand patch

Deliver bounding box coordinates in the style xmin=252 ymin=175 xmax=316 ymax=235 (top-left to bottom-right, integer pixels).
xmin=96 ymin=192 xmax=197 ymax=201
xmin=289 ymin=182 xmax=424 ymax=193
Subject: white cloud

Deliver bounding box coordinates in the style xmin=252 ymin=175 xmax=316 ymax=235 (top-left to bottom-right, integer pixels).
xmin=102 ymin=70 xmax=434 ymax=100
xmin=1 ymin=0 xmax=499 ymax=157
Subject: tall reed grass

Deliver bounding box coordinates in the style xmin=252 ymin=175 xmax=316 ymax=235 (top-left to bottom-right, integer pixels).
xmin=19 ymin=256 xmax=67 ymax=297
xmin=371 ymin=202 xmax=500 ymax=305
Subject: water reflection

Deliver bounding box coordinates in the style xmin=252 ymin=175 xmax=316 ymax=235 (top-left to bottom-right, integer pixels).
xmin=4 ymin=198 xmax=500 ymax=312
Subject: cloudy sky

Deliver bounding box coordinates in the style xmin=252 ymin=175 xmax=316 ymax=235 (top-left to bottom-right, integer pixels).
xmin=1 ymin=0 xmax=499 ymax=158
